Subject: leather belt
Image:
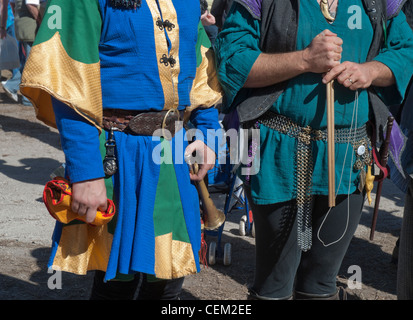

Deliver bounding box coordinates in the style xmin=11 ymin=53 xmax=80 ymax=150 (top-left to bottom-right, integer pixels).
xmin=102 ymin=109 xmax=184 ymax=138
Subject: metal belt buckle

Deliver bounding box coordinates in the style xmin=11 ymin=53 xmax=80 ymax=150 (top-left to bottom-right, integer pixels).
xmin=161 ymin=109 xmax=181 ymax=140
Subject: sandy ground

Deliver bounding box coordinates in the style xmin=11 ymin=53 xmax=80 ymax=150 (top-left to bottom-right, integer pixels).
xmin=0 ymin=77 xmax=405 ymax=301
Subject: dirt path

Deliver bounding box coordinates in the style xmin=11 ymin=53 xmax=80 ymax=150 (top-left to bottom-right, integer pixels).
xmin=0 ymin=83 xmax=404 ymax=300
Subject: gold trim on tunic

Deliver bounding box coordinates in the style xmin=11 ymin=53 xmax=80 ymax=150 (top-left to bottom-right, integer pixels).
xmin=20 ymin=32 xmax=103 ymax=131
xmin=154 ymin=233 xmax=197 ymax=279
xmin=187 ymin=45 xmax=223 ymax=116
xmin=146 ymin=0 xmax=180 ymax=111
xmin=51 ymin=223 xmax=113 ymax=275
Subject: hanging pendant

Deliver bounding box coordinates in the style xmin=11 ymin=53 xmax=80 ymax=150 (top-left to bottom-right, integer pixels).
xmin=320 ymin=0 xmax=335 ymax=23
xmin=358 ymin=167 xmax=366 ymax=193
xmin=103 ymin=128 xmax=118 ymax=177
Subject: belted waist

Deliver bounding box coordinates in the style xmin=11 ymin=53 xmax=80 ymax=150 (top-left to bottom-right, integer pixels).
xmin=102 ymin=109 xmax=184 ymax=138
xmin=257 ymin=111 xmax=369 ymax=145
xmin=256 ymin=110 xmax=372 ymax=252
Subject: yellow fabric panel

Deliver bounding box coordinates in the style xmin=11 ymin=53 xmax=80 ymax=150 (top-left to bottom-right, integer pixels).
xmin=154 ymin=233 xmax=197 ymax=279
xmin=158 ymin=0 xmax=180 ymax=110
xmin=146 ymin=0 xmax=179 ymax=111
xmin=20 ymin=32 xmax=103 ymax=131
xmin=51 ymin=223 xmax=113 ymax=275
xmin=187 ymin=45 xmax=223 ymax=118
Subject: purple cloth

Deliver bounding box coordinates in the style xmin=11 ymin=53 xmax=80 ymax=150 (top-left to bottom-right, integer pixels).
xmin=236 ymin=0 xmax=262 ymax=19
xmin=386 ymin=115 xmax=407 ymax=176
xmin=387 ymin=0 xmax=406 ymax=18
xmin=238 ymin=0 xmax=406 ymax=20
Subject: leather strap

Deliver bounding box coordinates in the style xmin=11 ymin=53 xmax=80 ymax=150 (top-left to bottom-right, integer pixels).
xmin=102 ymin=109 xmax=184 ymax=138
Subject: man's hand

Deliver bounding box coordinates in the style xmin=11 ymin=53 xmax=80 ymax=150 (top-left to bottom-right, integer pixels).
xmin=185 ymin=140 xmax=216 ymax=181
xmin=201 ymin=10 xmax=216 ymax=26
xmin=71 ymin=178 xmax=108 ymax=224
xmin=322 ymin=60 xmax=395 ymax=90
xmin=302 ymin=29 xmax=343 ymax=74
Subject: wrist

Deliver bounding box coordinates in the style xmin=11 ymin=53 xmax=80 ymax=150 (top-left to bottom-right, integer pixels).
xmin=367 ymin=60 xmax=395 ymax=87
xmin=364 ymin=61 xmax=377 ymax=76
xmin=363 ymin=61 xmax=383 ymax=87
xmin=299 ymin=49 xmax=311 ymax=73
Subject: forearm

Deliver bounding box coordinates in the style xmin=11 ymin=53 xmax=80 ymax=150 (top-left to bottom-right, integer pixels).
xmin=367 ymin=61 xmax=395 ymax=87
xmin=244 ymin=51 xmax=307 ymax=88
xmin=244 ymin=30 xmax=343 ymax=88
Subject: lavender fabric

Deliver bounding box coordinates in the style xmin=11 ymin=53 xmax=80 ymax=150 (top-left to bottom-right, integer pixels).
xmin=236 ymin=0 xmax=262 ymax=19
xmin=237 ymin=0 xmax=406 ymax=20
xmin=387 ymin=116 xmax=407 ymax=175
xmin=387 ymin=0 xmax=407 ymax=18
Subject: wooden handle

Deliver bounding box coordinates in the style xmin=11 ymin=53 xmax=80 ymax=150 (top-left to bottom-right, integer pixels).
xmin=327 ymin=81 xmax=335 ymax=207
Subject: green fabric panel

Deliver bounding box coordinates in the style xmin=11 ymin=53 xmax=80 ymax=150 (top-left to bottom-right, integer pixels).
xmin=99 ymin=132 xmax=114 ymax=201
xmin=195 ymin=21 xmax=211 ymax=67
xmin=113 ymin=272 xmax=135 ymax=282
xmin=34 ymin=0 xmax=102 ymax=64
xmin=153 ymin=139 xmax=190 ymax=243
xmin=146 ymin=274 xmax=163 ymax=282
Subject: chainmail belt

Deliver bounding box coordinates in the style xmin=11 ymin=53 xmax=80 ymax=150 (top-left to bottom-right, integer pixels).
xmin=258 ymin=111 xmax=370 ymax=251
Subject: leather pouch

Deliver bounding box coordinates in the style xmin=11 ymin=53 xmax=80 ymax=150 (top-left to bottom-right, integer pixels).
xmin=43 ymin=177 xmax=115 ymax=226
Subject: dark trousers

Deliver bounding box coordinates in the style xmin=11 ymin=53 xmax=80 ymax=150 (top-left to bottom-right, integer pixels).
xmin=245 ymin=186 xmax=364 ymax=299
xmin=397 ymin=181 xmax=413 ymax=299
xmin=90 ymin=270 xmax=185 ymax=300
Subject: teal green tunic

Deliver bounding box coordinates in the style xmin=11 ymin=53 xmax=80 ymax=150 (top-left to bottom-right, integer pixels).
xmin=215 ymin=1 xmax=413 ymax=205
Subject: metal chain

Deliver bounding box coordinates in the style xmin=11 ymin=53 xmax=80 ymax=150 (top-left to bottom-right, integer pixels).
xmin=258 ymin=111 xmax=371 ymax=251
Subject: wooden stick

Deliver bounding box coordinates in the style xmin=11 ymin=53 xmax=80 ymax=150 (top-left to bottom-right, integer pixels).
xmin=327 ymin=80 xmax=335 ymax=207
xmin=370 ymin=116 xmax=394 ymax=240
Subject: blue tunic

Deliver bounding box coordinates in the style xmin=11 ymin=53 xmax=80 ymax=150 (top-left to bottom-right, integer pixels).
xmin=50 ymin=0 xmax=221 ymax=281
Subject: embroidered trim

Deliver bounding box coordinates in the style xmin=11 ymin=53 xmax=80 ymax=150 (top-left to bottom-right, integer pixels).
xmin=109 ymin=0 xmax=141 ymax=9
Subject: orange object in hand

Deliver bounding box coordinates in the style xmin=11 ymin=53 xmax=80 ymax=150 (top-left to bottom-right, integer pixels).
xmin=43 ymin=177 xmax=115 ymax=226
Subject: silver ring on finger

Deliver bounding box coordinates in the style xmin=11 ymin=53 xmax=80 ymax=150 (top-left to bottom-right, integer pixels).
xmin=348 ymin=78 xmax=353 ymax=84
